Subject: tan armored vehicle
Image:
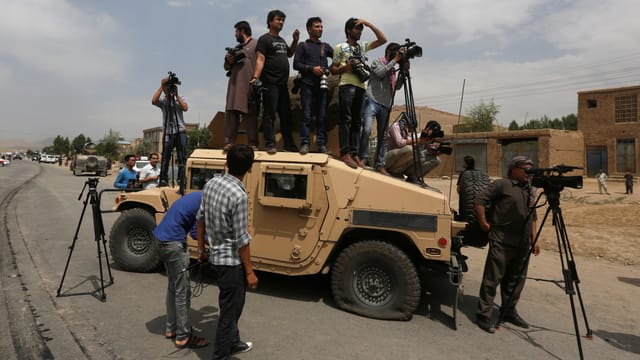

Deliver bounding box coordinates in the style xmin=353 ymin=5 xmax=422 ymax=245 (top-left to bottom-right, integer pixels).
xmin=70 ymin=143 xmax=108 ymax=177
xmin=109 ymin=149 xmax=467 ymax=320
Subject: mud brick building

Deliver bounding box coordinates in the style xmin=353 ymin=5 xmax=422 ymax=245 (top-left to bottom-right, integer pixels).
xmin=578 ymin=85 xmax=639 ymax=176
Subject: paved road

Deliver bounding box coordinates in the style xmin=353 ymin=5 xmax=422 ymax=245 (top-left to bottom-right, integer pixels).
xmin=1 ymin=160 xmax=638 ymax=359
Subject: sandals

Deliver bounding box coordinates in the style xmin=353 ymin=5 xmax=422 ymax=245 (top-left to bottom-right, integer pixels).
xmin=165 ymin=332 xmax=176 ymax=339
xmin=175 ymin=334 xmax=209 ymax=349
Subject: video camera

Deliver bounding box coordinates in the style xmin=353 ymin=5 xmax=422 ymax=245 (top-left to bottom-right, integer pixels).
xmin=399 ymin=38 xmax=423 ymax=60
xmin=166 ymin=71 xmax=181 ymax=95
xmin=525 ymin=165 xmax=583 ymax=192
xmin=420 ymin=120 xmax=452 ymax=155
xmin=225 ymin=44 xmax=246 ymax=77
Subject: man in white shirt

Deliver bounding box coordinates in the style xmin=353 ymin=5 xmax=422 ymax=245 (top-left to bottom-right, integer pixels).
xmin=139 ymin=152 xmax=161 ymax=189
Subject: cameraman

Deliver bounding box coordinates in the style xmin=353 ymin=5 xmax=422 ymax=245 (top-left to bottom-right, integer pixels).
xmin=474 ymin=156 xmax=540 ymax=334
xmin=330 ymin=18 xmax=386 ymax=168
xmin=152 ymin=75 xmax=188 ymax=187
xmin=293 ymin=17 xmax=333 ymax=155
xmin=359 ymin=42 xmax=404 ymax=174
xmin=223 ymin=21 xmax=259 ymax=152
xmin=251 ymin=10 xmax=300 ymax=154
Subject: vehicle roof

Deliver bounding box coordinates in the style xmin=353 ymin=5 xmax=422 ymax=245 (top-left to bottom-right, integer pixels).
xmin=190 ymin=149 xmax=330 ymax=165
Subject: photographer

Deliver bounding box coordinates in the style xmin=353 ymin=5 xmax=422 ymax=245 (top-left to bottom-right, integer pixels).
xmin=251 ymin=10 xmax=299 ymax=154
xmin=224 ymin=21 xmax=259 ymax=152
xmin=359 ymin=42 xmax=404 ymax=174
xmin=474 ymin=156 xmax=540 ymax=334
xmin=293 ymin=17 xmax=333 ymax=155
xmin=383 ymin=119 xmax=443 ymax=184
xmin=152 ymin=74 xmax=188 ymax=187
xmin=330 ymin=18 xmax=386 ymax=168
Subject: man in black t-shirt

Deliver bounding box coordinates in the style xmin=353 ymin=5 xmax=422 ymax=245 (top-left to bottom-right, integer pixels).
xmin=251 ymin=9 xmax=300 ymax=154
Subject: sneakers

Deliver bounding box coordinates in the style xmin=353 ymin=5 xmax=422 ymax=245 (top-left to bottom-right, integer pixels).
xmin=230 ymin=341 xmax=253 ymax=355
xmin=501 ymin=312 xmax=530 ymax=329
xmin=340 ymin=154 xmax=358 ymax=169
xmin=299 ymin=144 xmax=310 ymax=154
xmin=317 ymin=145 xmax=330 ymax=154
xmin=477 ymin=316 xmax=495 ymax=334
xmin=266 ymin=146 xmax=277 ymax=154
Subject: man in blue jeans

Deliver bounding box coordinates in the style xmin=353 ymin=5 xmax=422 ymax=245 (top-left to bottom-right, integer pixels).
xmin=359 ymin=42 xmax=404 ymax=173
xmin=153 ymin=191 xmax=209 ymax=349
xmin=293 ymin=16 xmax=333 ymax=154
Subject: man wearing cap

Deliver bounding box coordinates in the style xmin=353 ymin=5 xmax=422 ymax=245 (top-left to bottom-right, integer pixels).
xmin=474 ymin=155 xmax=540 ymax=334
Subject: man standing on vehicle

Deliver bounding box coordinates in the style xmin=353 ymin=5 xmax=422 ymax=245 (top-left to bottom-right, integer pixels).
xmin=330 ymin=17 xmax=386 ymax=168
xmin=113 ymin=154 xmax=138 ymax=190
xmin=293 ymin=16 xmax=333 ymax=154
xmin=359 ymin=42 xmax=404 ymax=173
xmin=224 ymin=21 xmax=259 ymax=152
xmin=197 ymin=144 xmax=258 ymax=359
xmin=139 ymin=152 xmax=161 ymax=190
xmin=474 ymin=156 xmax=540 ymax=334
xmin=153 ymin=191 xmax=209 ymax=349
xmin=251 ymin=10 xmax=299 ymax=154
xmin=152 ymin=75 xmax=188 ymax=188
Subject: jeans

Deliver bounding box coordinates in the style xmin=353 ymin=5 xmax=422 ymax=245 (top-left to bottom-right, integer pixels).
xmin=161 ymin=132 xmax=187 ymax=184
xmin=360 ymin=98 xmax=390 ymax=168
xmin=338 ymin=85 xmax=365 ymax=156
xmin=158 ymin=241 xmax=191 ymax=340
xmin=262 ymin=83 xmax=295 ymax=149
xmin=213 ymin=265 xmax=246 ymax=360
xmin=300 ymin=83 xmax=328 ymax=146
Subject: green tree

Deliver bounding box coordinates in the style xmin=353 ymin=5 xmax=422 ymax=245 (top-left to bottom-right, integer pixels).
xmin=72 ymin=134 xmax=88 ymax=153
xmin=187 ymin=125 xmax=212 ymax=155
xmin=95 ymin=129 xmax=121 ymax=161
xmin=508 ymin=120 xmax=519 ymax=131
xmin=562 ymin=114 xmax=577 ymax=130
xmin=134 ymin=140 xmax=153 ymax=157
xmin=457 ymin=100 xmax=500 ymax=133
xmin=52 ymin=135 xmax=70 ymax=155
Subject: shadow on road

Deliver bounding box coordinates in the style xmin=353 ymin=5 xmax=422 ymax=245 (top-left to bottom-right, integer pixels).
xmin=594 ymin=329 xmax=640 ymax=355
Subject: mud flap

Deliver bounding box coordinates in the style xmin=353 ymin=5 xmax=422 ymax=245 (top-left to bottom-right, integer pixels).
xmin=447 ymin=252 xmax=466 ymax=330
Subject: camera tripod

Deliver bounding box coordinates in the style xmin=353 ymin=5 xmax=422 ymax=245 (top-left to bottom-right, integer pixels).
xmin=162 ymin=85 xmax=187 ymax=195
xmin=500 ymin=188 xmax=592 ymax=359
xmin=57 ymin=178 xmax=113 ymax=301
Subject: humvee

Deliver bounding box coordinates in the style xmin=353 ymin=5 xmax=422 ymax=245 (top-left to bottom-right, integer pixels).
xmin=71 ymin=143 xmax=108 ymax=177
xmin=109 ymin=149 xmax=468 ymax=320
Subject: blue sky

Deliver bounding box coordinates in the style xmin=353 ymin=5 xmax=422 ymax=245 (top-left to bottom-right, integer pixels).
xmin=2 ymin=0 xmax=640 ymax=149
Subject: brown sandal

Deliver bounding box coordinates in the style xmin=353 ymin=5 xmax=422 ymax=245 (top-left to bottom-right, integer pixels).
xmin=165 ymin=332 xmax=176 ymax=339
xmin=175 ymin=334 xmax=209 ymax=349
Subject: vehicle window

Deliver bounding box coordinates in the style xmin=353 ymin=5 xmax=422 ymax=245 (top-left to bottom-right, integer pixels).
xmin=190 ymin=168 xmax=224 ymax=190
xmin=264 ymin=173 xmax=307 ymax=200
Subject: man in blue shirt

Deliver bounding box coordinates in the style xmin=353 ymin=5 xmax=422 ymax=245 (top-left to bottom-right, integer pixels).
xmin=113 ymin=154 xmax=138 ymax=189
xmin=293 ymin=17 xmax=333 ymax=154
xmin=153 ymin=191 xmax=209 ymax=348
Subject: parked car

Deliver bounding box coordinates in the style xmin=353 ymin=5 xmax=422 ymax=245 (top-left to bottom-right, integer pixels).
xmin=0 ymin=158 xmax=10 ymax=167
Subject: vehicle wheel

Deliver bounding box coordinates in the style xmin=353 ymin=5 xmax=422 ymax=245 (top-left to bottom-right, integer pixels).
xmin=331 ymin=240 xmax=420 ymax=320
xmin=458 ymin=169 xmax=490 ymax=222
xmin=109 ymin=208 xmax=160 ymax=272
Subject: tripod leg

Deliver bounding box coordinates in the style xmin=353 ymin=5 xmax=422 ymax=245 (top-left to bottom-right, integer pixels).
xmin=57 ymin=192 xmax=91 ymax=296
xmin=555 ymin=209 xmax=593 ymax=339
xmin=92 ymin=195 xmax=107 ymax=301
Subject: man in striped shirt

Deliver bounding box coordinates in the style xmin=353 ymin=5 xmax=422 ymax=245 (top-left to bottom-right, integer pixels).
xmin=197 ymin=144 xmax=258 ymax=359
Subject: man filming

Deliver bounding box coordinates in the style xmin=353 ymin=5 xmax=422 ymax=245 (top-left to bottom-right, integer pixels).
xmin=359 ymin=42 xmax=404 ymax=174
xmin=152 ymin=74 xmax=188 ymax=188
xmin=223 ymin=21 xmax=259 ymax=152
xmin=474 ymin=155 xmax=540 ymax=334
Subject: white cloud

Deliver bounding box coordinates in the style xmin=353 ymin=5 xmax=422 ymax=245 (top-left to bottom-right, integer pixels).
xmin=0 ymin=0 xmax=127 ymax=83
xmin=167 ymin=0 xmax=192 ymax=7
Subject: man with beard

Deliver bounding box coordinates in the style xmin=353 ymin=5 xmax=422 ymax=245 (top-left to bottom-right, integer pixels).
xmin=330 ymin=18 xmax=386 ymax=168
xmin=223 ymin=21 xmax=259 ymax=151
xmin=251 ymin=10 xmax=300 ymax=154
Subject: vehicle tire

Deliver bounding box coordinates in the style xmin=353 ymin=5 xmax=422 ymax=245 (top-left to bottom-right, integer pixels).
xmin=458 ymin=169 xmax=490 ymax=222
xmin=331 ymin=240 xmax=420 ymax=320
xmin=109 ymin=208 xmax=160 ymax=272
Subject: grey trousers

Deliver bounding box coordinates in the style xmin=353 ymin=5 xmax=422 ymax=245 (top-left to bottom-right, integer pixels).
xmin=158 ymin=241 xmax=191 ymax=340
xmin=224 ymin=110 xmax=258 ymax=147
xmin=477 ymin=241 xmax=530 ymax=319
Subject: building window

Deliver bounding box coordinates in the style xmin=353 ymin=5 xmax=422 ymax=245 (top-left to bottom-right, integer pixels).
xmin=587 ymin=99 xmax=597 ymax=108
xmin=616 ymin=139 xmax=636 ymax=173
xmin=615 ymin=95 xmax=638 ymax=122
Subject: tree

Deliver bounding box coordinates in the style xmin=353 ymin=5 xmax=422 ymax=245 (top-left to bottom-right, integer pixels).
xmin=508 ymin=120 xmax=519 ymax=131
xmin=457 ymin=100 xmax=501 ymax=133
xmin=562 ymin=114 xmax=577 ymax=130
xmin=134 ymin=140 xmax=153 ymax=157
xmin=72 ymin=134 xmax=88 ymax=153
xmin=186 ymin=125 xmax=212 ymax=156
xmin=52 ymin=135 xmax=70 ymax=155
xmin=95 ymin=129 xmax=121 ymax=161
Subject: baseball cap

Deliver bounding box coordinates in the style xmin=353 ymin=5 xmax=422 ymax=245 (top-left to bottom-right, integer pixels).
xmin=509 ymin=156 xmax=533 ymax=169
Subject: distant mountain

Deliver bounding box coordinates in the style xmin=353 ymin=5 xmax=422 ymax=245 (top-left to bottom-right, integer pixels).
xmin=0 ymin=137 xmax=52 ymax=152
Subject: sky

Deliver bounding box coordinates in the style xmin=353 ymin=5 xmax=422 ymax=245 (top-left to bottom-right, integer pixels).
xmin=2 ymin=0 xmax=640 ymax=150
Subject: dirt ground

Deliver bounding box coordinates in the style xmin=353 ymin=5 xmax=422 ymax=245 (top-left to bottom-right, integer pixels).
xmin=430 ymin=176 xmax=639 ymax=267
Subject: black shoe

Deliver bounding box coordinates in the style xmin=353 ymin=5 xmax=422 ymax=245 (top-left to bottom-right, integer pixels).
xmin=477 ymin=316 xmax=495 ymax=334
xmin=266 ymin=147 xmax=277 ymax=154
xmin=317 ymin=145 xmax=330 ymax=154
xmin=230 ymin=341 xmax=253 ymax=355
xmin=159 ymin=180 xmax=169 ymax=187
xmin=501 ymin=312 xmax=530 ymax=329
xmin=299 ymin=144 xmax=310 ymax=154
